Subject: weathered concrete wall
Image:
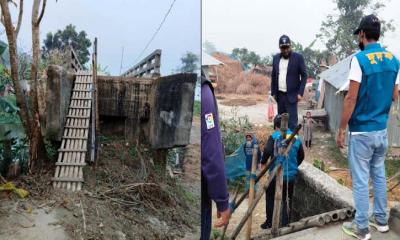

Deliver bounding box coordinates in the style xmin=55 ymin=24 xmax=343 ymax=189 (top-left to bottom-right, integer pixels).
xmin=98 ymin=73 xmax=196 ymax=149
xmin=45 ymin=65 xmax=75 ymax=141
xmin=292 ymin=162 xmax=354 ymax=221
xmin=148 ymin=73 xmax=197 ymax=149
xmin=97 ymin=76 xmax=153 ymax=117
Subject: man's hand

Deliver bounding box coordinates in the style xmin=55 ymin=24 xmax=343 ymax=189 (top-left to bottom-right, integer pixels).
xmin=336 ymin=128 xmax=346 ymax=148
xmin=260 ymin=163 xmax=266 ymax=170
xmin=214 ymin=208 xmax=231 ymax=228
xmin=297 ymin=94 xmax=303 ymax=101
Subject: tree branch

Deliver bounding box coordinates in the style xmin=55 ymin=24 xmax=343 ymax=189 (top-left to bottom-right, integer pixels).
xmin=36 ymin=0 xmax=46 ymax=25
xmin=0 ymin=14 xmax=5 ymax=26
xmin=14 ymin=0 xmax=23 ymax=37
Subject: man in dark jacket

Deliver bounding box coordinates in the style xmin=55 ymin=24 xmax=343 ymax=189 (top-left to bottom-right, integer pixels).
xmin=271 ymin=35 xmax=308 ymax=130
xmin=260 ymin=115 xmax=304 ymax=229
xmin=201 ymin=70 xmax=230 ymax=240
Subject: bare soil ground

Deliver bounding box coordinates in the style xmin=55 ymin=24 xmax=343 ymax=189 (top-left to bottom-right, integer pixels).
xmin=220 ymin=99 xmax=258 ymax=107
xmin=0 ymin=119 xmax=201 ymax=240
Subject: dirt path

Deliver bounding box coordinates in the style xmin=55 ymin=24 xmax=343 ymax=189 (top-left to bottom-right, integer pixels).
xmin=0 ymin=200 xmax=71 ymax=240
xmin=218 ymin=95 xmax=309 ymax=126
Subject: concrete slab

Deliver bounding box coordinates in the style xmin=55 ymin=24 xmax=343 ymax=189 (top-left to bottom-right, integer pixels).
xmin=268 ymin=223 xmax=400 ymax=240
xmin=270 ymin=222 xmax=400 ymax=240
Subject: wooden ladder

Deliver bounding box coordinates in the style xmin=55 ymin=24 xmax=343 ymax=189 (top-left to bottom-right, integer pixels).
xmin=52 ymin=70 xmax=93 ymax=191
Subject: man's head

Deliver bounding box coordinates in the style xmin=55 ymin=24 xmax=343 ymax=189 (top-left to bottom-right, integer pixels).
xmin=273 ymin=114 xmax=282 ymax=130
xmin=353 ymin=14 xmax=381 ymax=51
xmin=306 ymin=111 xmax=311 ymax=118
xmin=279 ymin=35 xmax=292 ymax=59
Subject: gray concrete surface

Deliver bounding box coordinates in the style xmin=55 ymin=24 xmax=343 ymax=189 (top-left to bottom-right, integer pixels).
xmin=270 ymin=222 xmax=400 ymax=240
xmin=292 ymin=162 xmax=354 ymax=220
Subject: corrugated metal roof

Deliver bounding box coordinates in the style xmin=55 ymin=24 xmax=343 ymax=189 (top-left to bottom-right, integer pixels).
xmin=319 ymin=54 xmax=354 ymax=90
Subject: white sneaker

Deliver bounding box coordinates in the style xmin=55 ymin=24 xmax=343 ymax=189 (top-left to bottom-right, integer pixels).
xmin=368 ymin=216 xmax=389 ymax=233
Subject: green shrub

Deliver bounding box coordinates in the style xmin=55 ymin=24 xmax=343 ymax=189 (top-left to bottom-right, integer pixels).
xmin=220 ymin=111 xmax=252 ymax=156
xmin=313 ymin=159 xmax=322 ymax=169
xmin=193 ymin=100 xmax=200 ymax=116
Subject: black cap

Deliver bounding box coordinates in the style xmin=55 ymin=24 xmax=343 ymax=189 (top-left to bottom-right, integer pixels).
xmin=353 ymin=14 xmax=381 ymax=35
xmin=279 ymin=35 xmax=291 ymax=47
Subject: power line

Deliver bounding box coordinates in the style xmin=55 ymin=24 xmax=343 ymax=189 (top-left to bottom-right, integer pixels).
xmin=130 ymin=0 xmax=177 ymax=67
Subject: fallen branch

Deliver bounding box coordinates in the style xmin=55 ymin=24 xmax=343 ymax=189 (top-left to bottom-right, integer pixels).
xmin=80 ymin=199 xmax=87 ymax=234
xmin=103 ymin=182 xmax=159 ymax=194
xmin=388 ymin=171 xmax=400 ymax=183
xmin=0 ymin=174 xmax=7 ymax=184
xmin=388 ymin=180 xmax=400 ymax=192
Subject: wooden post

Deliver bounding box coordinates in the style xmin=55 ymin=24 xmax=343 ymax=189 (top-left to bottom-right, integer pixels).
xmin=246 ymin=144 xmax=258 ymax=239
xmin=271 ymin=165 xmax=283 ymax=236
xmin=271 ymin=113 xmax=289 ymax=236
xmin=94 ymin=38 xmax=99 ymax=135
xmin=90 ymin=37 xmax=99 ymax=167
xmin=228 ymin=124 xmax=303 ymax=239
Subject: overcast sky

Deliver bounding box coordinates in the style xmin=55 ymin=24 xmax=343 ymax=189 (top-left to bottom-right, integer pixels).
xmin=1 ymin=0 xmax=200 ymax=75
xmin=202 ymin=0 xmax=400 ymax=57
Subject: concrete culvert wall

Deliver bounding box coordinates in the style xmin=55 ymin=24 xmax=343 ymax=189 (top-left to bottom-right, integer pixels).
xmin=45 ymin=65 xmax=75 ymax=141
xmin=291 ymin=162 xmax=354 ymax=221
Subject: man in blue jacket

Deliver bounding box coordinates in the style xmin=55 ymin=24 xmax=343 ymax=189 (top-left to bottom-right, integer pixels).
xmin=260 ymin=115 xmax=304 ymax=229
xmin=271 ymin=35 xmax=308 ymax=130
xmin=201 ymin=70 xmax=230 ymax=239
xmin=336 ymin=15 xmax=399 ymax=240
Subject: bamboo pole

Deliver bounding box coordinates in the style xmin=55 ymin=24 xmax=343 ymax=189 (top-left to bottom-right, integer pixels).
xmin=252 ymin=215 xmax=325 ymax=240
xmin=246 ymin=144 xmax=259 ymax=239
xmin=271 ymin=165 xmax=283 ymax=236
xmin=221 ymin=187 xmax=240 ymax=239
xmin=252 ymin=207 xmax=355 ymax=240
xmin=229 ymin=124 xmax=302 ymax=213
xmin=271 ymin=113 xmax=289 ymax=236
xmin=226 ymin=124 xmax=302 ymax=239
xmin=230 ymin=165 xmax=280 ymax=239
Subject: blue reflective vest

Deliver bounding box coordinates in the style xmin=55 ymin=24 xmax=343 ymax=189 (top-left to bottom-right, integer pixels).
xmin=269 ymin=130 xmax=302 ymax=180
xmin=349 ymin=43 xmax=399 ymax=132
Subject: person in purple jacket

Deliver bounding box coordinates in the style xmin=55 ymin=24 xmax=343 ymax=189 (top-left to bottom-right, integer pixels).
xmin=201 ymin=70 xmax=230 ymax=239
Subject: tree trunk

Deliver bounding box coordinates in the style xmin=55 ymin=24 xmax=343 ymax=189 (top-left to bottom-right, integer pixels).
xmin=1 ymin=0 xmax=48 ymax=174
xmin=0 ymin=1 xmax=32 ymax=145
xmin=29 ymin=0 xmax=48 ymax=172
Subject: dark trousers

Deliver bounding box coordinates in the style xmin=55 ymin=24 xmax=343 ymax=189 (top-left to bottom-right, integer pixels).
xmin=305 ymin=140 xmax=312 ymax=148
xmin=277 ymin=91 xmax=298 ymax=130
xmin=265 ymin=178 xmax=295 ymax=227
xmin=201 ymin=176 xmax=212 ymax=240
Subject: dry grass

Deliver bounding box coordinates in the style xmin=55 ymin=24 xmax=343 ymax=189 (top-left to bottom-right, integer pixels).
xmin=214 ymin=68 xmax=271 ymax=95
xmin=236 ymin=83 xmax=253 ymax=95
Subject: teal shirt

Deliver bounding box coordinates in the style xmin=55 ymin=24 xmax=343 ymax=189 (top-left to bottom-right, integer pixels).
xmin=349 ymin=43 xmax=399 ymax=132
